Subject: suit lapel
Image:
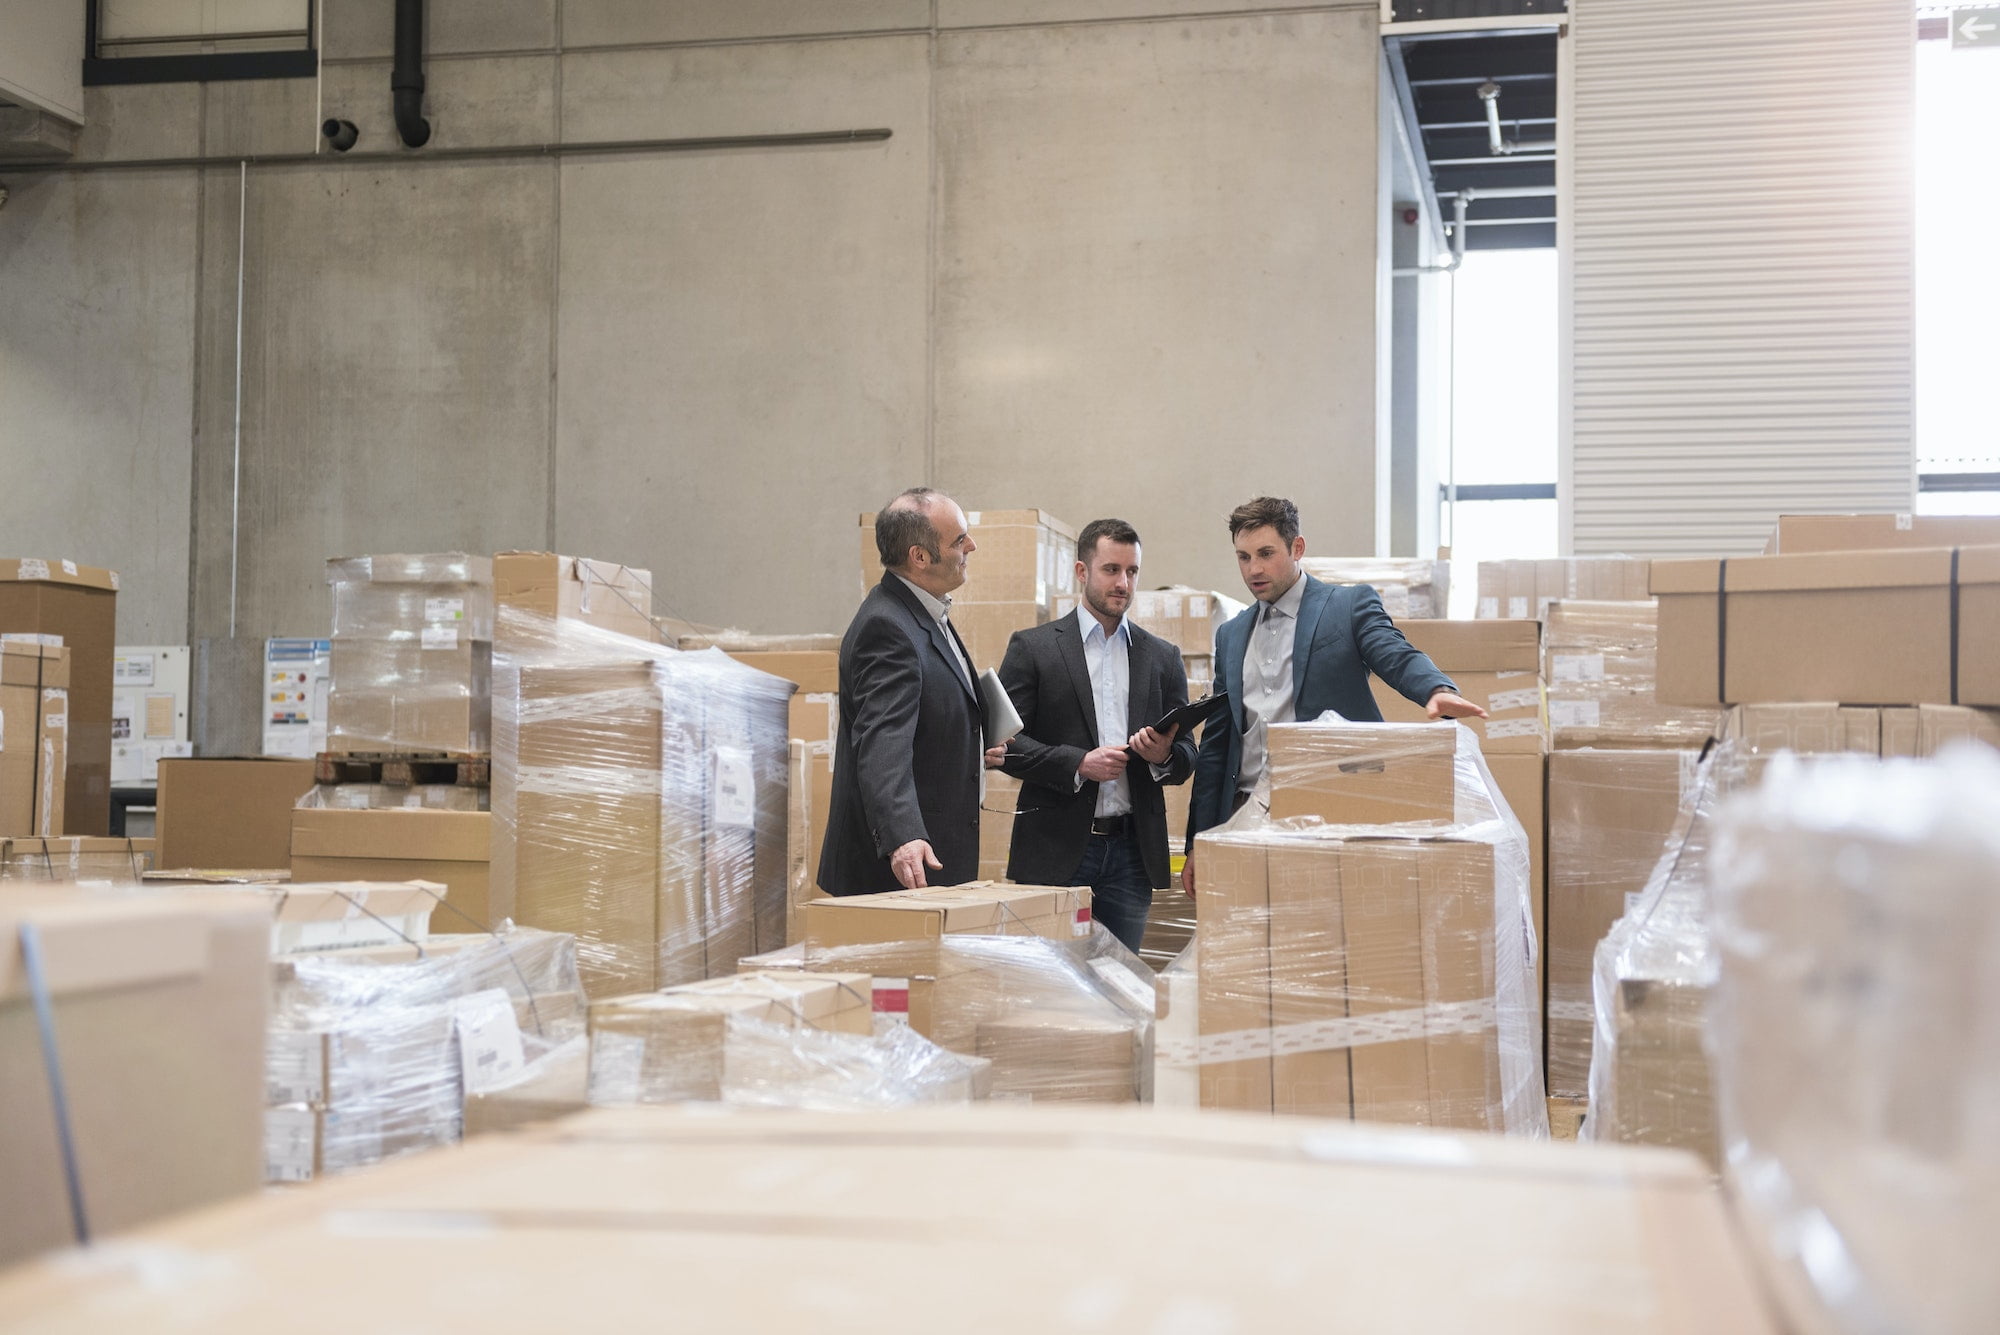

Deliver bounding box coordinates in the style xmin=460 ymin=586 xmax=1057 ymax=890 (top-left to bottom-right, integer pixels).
xmin=883 ymin=574 xmax=975 ymax=702
xmin=1054 ymin=613 xmax=1098 ymax=732
xmin=1224 ymin=608 xmax=1252 ymax=732
xmin=1125 ymin=627 xmax=1147 ymax=736
xmin=1291 ymin=574 xmax=1327 ymax=704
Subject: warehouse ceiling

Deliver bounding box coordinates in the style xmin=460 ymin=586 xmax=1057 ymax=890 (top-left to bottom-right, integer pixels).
xmin=1389 ymin=29 xmax=1560 ymax=252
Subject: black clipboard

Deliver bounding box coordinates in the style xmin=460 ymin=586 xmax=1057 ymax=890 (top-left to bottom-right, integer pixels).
xmin=1128 ymin=691 xmax=1230 ymax=750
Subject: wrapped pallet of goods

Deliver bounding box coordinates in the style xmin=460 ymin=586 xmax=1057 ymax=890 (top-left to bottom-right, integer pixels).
xmin=325 ymin=554 xmax=496 ymax=756
xmin=491 ymin=607 xmax=794 ymax=999
xmin=1296 ymin=555 xmax=1447 ymax=620
xmin=1193 ymin=721 xmax=1546 ymax=1133
xmin=1543 ymin=601 xmax=1723 ymax=751
xmin=1708 ymin=747 xmax=2000 ymax=1335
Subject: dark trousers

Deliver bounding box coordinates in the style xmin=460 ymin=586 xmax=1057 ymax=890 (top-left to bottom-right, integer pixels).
xmin=1070 ymin=827 xmax=1153 ymax=954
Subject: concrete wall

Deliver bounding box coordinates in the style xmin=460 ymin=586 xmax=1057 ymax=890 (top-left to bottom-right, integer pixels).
xmin=0 ymin=0 xmax=1385 ymax=646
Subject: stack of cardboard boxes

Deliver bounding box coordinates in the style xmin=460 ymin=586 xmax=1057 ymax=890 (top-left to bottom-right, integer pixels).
xmin=0 ymin=560 xmax=117 ymax=835
xmin=1194 ymin=723 xmax=1543 ymax=1132
xmin=324 ymin=554 xmax=496 ymax=756
xmin=0 ymin=637 xmax=68 ymax=840
xmin=1299 ymin=556 xmax=1449 ymax=620
xmin=1477 ymin=557 xmax=1651 ymax=621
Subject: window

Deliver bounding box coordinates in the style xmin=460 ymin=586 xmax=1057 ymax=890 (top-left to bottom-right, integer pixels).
xmin=87 ymin=0 xmax=315 ymax=85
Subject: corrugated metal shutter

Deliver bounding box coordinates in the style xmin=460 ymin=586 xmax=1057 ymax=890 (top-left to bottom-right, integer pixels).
xmin=1564 ymin=0 xmax=1915 ymax=556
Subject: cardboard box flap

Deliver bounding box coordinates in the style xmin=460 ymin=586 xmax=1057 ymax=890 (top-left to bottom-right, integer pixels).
xmin=1955 ymin=545 xmax=2000 ymax=584
xmin=0 ymin=559 xmax=119 ymax=591
xmin=0 ymin=890 xmax=241 ymax=1001
xmin=290 ymin=808 xmax=491 ymax=863
xmin=267 ymin=881 xmax=447 ymax=924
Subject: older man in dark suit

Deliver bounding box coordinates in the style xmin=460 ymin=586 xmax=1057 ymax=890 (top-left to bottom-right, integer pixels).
xmin=996 ymin=518 xmax=1198 ymax=952
xmin=1183 ymin=496 xmax=1489 ymax=894
xmin=819 ymin=488 xmax=1007 ymax=896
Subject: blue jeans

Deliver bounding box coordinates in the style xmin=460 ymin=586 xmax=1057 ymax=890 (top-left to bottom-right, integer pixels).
xmin=1071 ymin=829 xmax=1153 ymax=954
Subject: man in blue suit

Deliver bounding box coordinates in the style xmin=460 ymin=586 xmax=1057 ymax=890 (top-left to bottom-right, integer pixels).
xmin=1182 ymin=496 xmax=1487 ymax=894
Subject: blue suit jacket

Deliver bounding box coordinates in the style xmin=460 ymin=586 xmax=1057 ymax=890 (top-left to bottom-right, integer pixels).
xmin=1186 ymin=575 xmax=1455 ymax=848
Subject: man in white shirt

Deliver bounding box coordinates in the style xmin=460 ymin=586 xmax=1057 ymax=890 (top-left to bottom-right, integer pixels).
xmin=995 ymin=519 xmax=1198 ymax=952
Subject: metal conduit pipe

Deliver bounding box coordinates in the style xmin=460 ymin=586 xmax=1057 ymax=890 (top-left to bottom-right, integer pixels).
xmin=1478 ymin=82 xmax=1556 ymax=156
xmin=393 ymin=0 xmax=431 ymax=149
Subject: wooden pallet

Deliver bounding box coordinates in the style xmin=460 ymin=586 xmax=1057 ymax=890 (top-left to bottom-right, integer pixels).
xmin=315 ymin=751 xmax=490 ymax=787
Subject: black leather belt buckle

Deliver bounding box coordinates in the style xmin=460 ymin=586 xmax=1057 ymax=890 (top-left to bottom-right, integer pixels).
xmin=1090 ymin=815 xmax=1130 ymax=837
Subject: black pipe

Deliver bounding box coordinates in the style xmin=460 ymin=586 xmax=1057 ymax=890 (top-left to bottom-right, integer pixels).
xmin=392 ymin=0 xmax=430 ymax=149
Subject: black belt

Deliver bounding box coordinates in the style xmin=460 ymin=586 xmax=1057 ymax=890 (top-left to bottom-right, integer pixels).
xmin=1090 ymin=814 xmax=1131 ymax=837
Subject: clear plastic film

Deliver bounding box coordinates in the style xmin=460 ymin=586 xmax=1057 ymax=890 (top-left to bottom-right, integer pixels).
xmin=325 ymin=553 xmax=495 ymax=755
xmin=1543 ymin=600 xmax=1723 ymax=749
xmin=1707 ymin=747 xmax=2000 ymax=1335
xmin=263 ymin=926 xmax=589 ymax=1183
xmin=1296 ymin=557 xmax=1448 ymax=620
xmin=491 ymin=605 xmax=794 ymax=1000
xmin=799 ymin=884 xmax=1157 ymax=1105
xmin=1192 ymin=721 xmax=1546 ymax=1134
xmin=1476 ymin=556 xmax=1652 ymax=620
xmin=585 ymin=971 xmax=992 ymax=1110
xmin=1579 ymin=748 xmax=1727 ymax=1168
xmin=297 ymin=782 xmax=487 ymax=812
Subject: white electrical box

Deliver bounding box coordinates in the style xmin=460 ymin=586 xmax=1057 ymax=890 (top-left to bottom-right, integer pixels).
xmin=112 ymin=645 xmax=193 ymax=786
xmin=263 ymin=638 xmax=332 ymax=759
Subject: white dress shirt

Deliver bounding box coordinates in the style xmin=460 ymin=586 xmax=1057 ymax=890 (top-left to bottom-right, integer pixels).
xmin=1236 ymin=575 xmax=1307 ymax=796
xmin=895 ymin=573 xmax=974 ymax=692
xmin=1079 ymin=609 xmax=1135 ymax=817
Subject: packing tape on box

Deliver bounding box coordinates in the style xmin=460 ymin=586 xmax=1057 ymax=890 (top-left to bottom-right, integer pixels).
xmin=1186 ymin=997 xmax=1498 ymax=1065
xmin=512 ymin=765 xmax=665 ymax=799
xmin=1489 ymin=687 xmax=1542 ymax=713
xmin=1486 ymin=719 xmax=1543 ymax=740
xmin=1546 ymin=998 xmax=1595 ymax=1025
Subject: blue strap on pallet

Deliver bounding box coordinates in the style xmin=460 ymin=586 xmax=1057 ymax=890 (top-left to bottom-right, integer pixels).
xmin=19 ymin=922 xmax=92 ymax=1247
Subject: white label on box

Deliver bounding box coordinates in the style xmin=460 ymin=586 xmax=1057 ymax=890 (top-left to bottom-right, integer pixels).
xmin=114 ymin=655 xmax=155 ymax=686
xmin=264 ymin=1107 xmax=318 ymax=1184
xmin=424 ymin=597 xmax=465 ymax=623
xmin=18 ymin=559 xmax=48 ymax=581
xmin=44 ymin=712 xmax=65 ymax=731
xmin=1089 ymin=959 xmax=1158 ymax=1016
xmin=711 ymin=748 xmax=755 ymax=829
xmin=965 ymin=510 xmax=982 ymax=525
xmin=1507 ymin=596 xmax=1529 ymax=619
xmin=1489 ymin=687 xmax=1541 ymax=713
xmin=266 ymin=1031 xmax=326 ymax=1104
xmin=1548 ymin=700 xmax=1601 ymax=729
xmin=59 ymin=559 xmax=77 ymax=577
xmin=1486 ymin=718 xmax=1544 ymax=740
xmin=1074 ymin=906 xmax=1093 ymax=938
xmin=1551 ymin=654 xmax=1606 ymax=683
xmin=1477 ymin=597 xmax=1499 ymax=619
xmin=109 ymin=571 xmax=120 ymax=590
xmin=420 ymin=626 xmax=458 ymax=650
xmin=455 ymin=989 xmax=527 ymax=1095
xmin=1896 ymin=513 xmax=1913 ymax=531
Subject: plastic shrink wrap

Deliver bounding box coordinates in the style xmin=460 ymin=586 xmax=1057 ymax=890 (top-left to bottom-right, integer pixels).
xmin=1193 ymin=721 xmax=1546 ymax=1133
xmin=801 ymin=883 xmax=1158 ymax=1105
xmin=491 ymin=606 xmax=793 ymax=999
xmin=325 ymin=554 xmax=494 ymax=755
xmin=1707 ymin=747 xmax=2000 ymax=1335
xmin=263 ymin=926 xmax=588 ymax=1182
xmin=1543 ymin=601 xmax=1722 ymax=749
xmin=1296 ymin=557 xmax=1448 ymax=620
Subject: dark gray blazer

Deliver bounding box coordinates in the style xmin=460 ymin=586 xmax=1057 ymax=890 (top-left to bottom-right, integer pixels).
xmin=997 ymin=612 xmax=1197 ymax=890
xmin=1187 ymin=575 xmax=1455 ymax=848
xmin=817 ymin=573 xmax=983 ymax=896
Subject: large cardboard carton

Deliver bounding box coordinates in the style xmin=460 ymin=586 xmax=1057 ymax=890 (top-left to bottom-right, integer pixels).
xmin=1767 ymin=512 xmax=2000 ymax=554
xmin=1298 ymin=557 xmax=1448 ymax=620
xmin=1546 ymin=750 xmax=1697 ymax=1096
xmin=1370 ymin=620 xmax=1545 ymax=752
xmin=1544 ymin=601 xmax=1722 ymax=749
xmin=1267 ymin=722 xmax=1459 ymax=826
xmin=719 ymin=650 xmax=839 ymax=696
xmin=0 ymin=837 xmax=153 ymax=881
xmin=326 ymin=554 xmax=495 ymax=755
xmin=0 ymin=887 xmax=269 ymax=1266
xmin=155 ymin=757 xmax=316 ymax=871
xmin=1477 ymin=557 xmax=1652 ymax=620
xmin=1879 ymin=703 xmax=2000 ymax=756
xmin=290 ymin=807 xmax=494 ymax=931
xmin=492 ymin=552 xmax=654 ymax=640
xmin=1651 ymin=547 xmax=2000 ymax=707
xmin=787 ymin=740 xmax=834 ymax=938
xmin=0 ymin=1105 xmax=1789 ymax=1332
xmin=0 ymin=560 xmax=117 ymax=835
xmin=0 ymin=641 xmax=67 ymax=837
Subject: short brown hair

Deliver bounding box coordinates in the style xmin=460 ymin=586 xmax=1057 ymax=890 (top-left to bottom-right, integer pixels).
xmin=1228 ymin=497 xmax=1300 ymax=546
xmin=875 ymin=488 xmax=944 ymax=568
xmin=1076 ymin=518 xmax=1141 ymax=564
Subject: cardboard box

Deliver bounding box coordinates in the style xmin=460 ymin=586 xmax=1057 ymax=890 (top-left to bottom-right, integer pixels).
xmin=1651 ymin=547 xmax=2000 ymax=707
xmin=0 ymin=836 xmax=153 ymax=881
xmin=1477 ymin=557 xmax=1652 ymax=620
xmin=0 ymin=560 xmax=117 ymax=835
xmin=1 ymin=887 xmax=269 ymax=1266
xmin=975 ymin=1010 xmax=1141 ymax=1103
xmin=1544 ymin=601 xmax=1723 ymax=749
xmin=787 ymin=740 xmax=834 ymax=937
xmin=0 ymin=1104 xmax=1789 ymax=1332
xmin=0 ymin=640 xmax=67 ymax=837
xmin=1879 ymin=703 xmax=2000 ymax=756
xmin=1545 ymin=750 xmax=1697 ymax=1096
xmin=255 ymin=880 xmax=443 ymax=955
xmin=1485 ymin=751 xmax=1547 ymax=954
xmin=980 ymin=770 xmax=1018 ymax=883
xmin=462 ymin=1038 xmax=589 ymax=1137
xmin=1267 ymin=722 xmax=1459 ymax=826
xmin=720 ymin=650 xmax=839 ymax=696
xmin=325 ymin=639 xmax=493 ymax=755
xmin=1298 ymin=557 xmax=1448 ymax=620
xmin=1767 ymin=512 xmax=2000 ymax=554
xmin=1370 ymin=620 xmax=1545 ymax=752
xmin=154 ymin=757 xmax=316 ymax=871
xmin=290 ymin=807 xmax=495 ymax=932
xmin=493 ymin=552 xmax=655 ymax=640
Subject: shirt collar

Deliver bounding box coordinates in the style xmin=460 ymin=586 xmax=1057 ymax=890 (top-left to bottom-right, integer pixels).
xmin=1262 ymin=573 xmax=1308 ymax=622
xmin=1074 ymin=605 xmax=1129 ymax=646
xmin=894 ymin=573 xmax=952 ymax=622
